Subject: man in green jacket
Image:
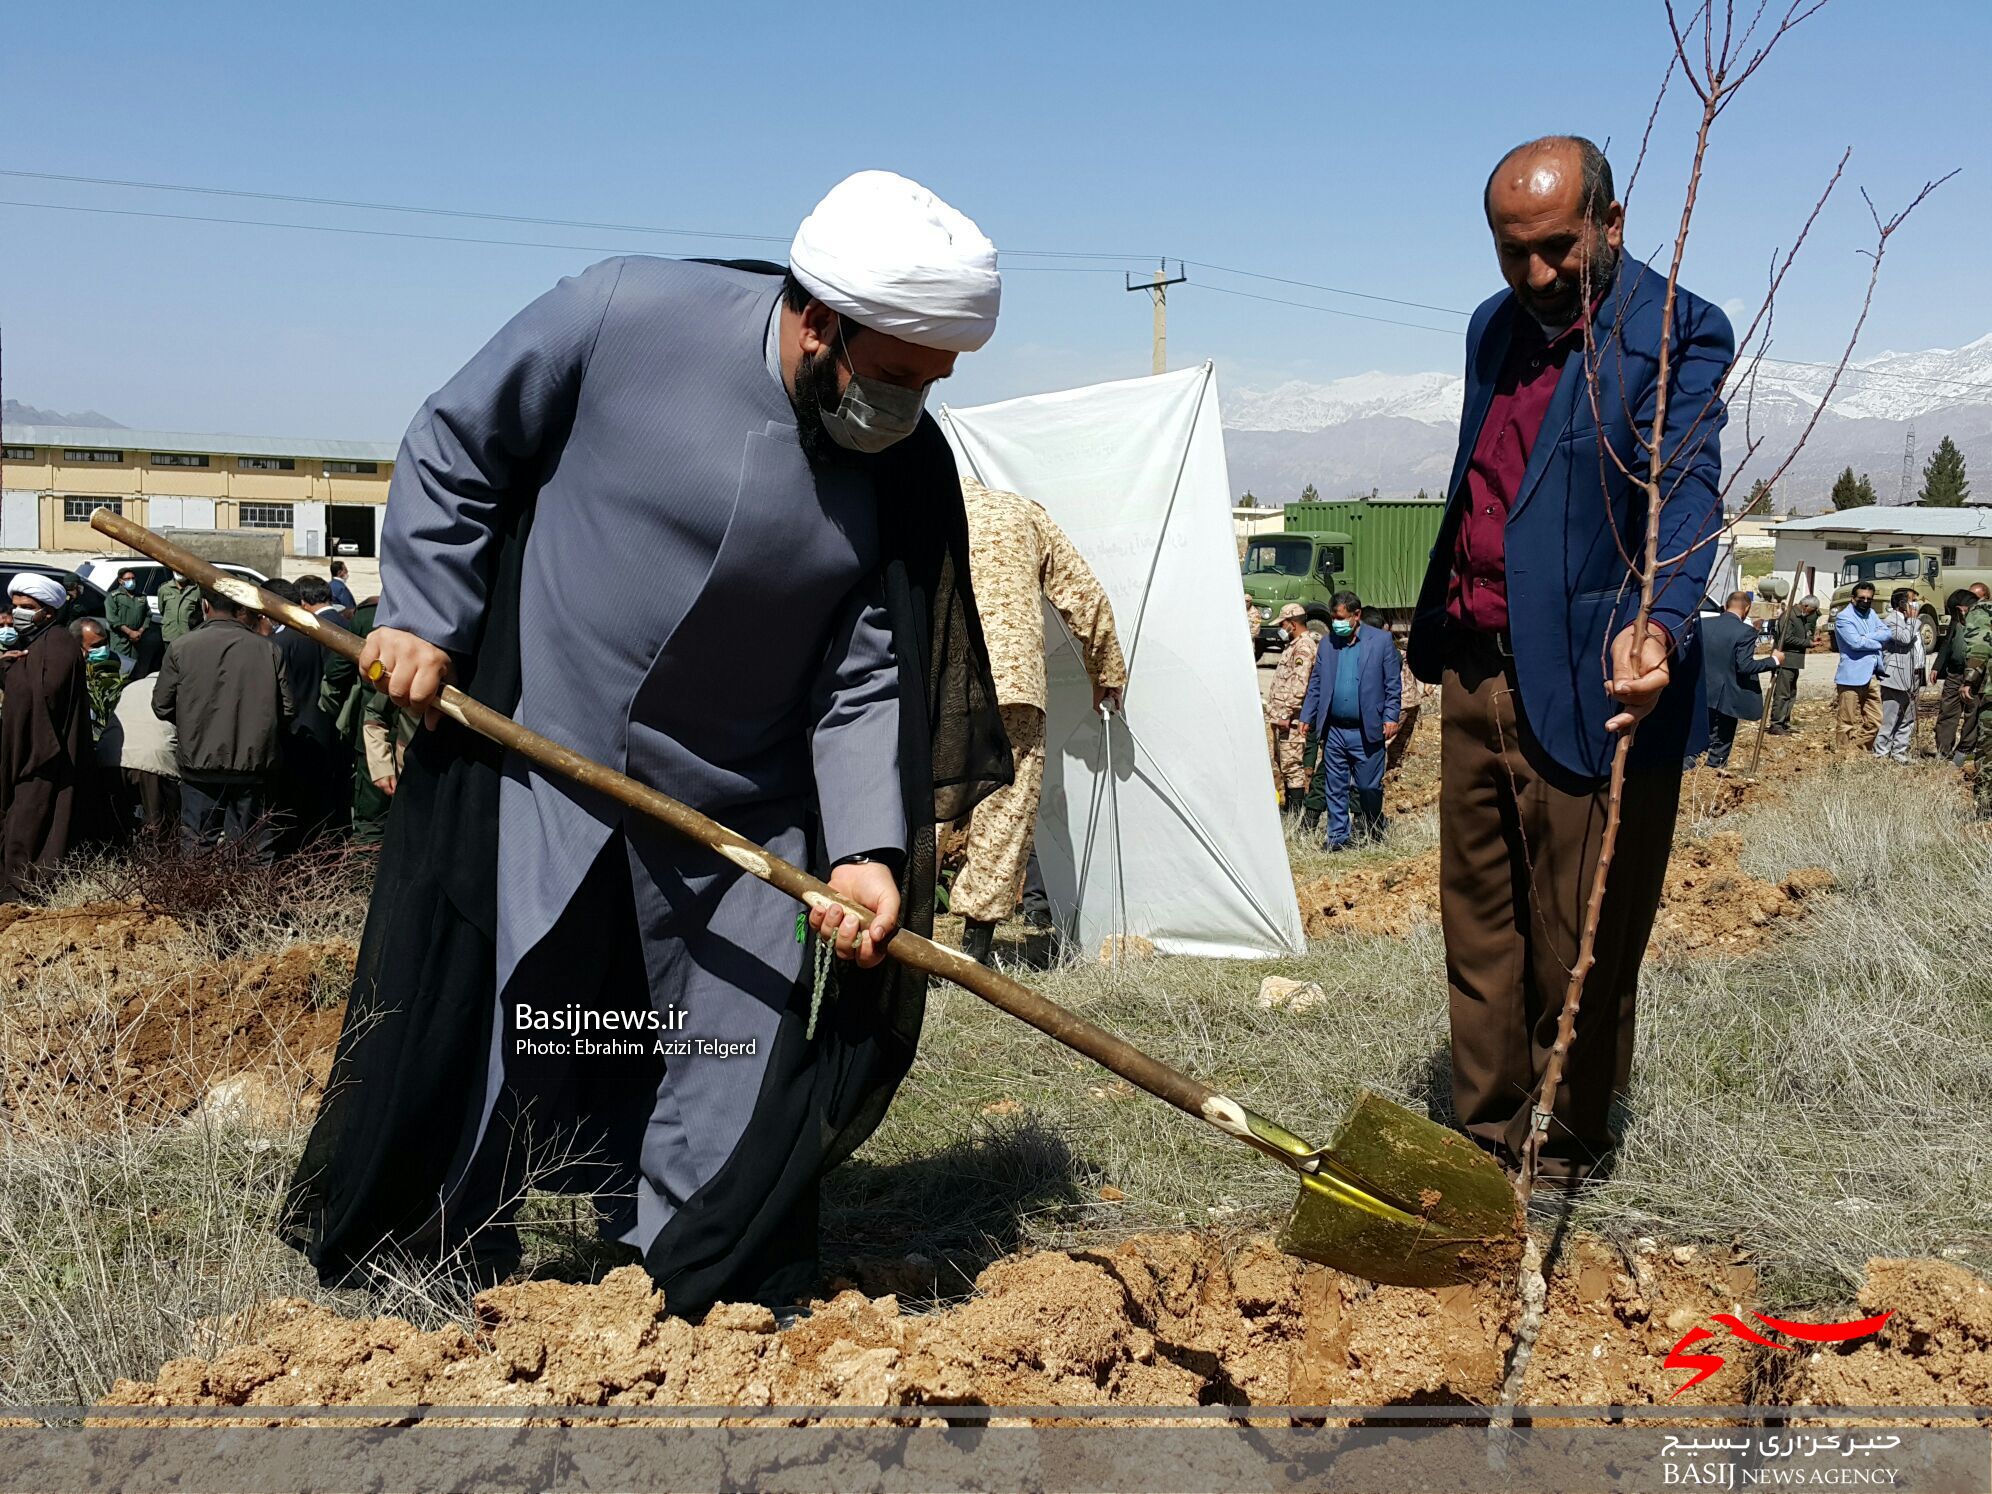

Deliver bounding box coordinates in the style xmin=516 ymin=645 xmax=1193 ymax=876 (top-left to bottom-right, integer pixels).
xmin=157 ymin=571 xmax=203 ymax=645
xmin=103 ymin=567 xmax=149 ymax=666
xmin=1958 ymin=585 xmax=1992 ymax=816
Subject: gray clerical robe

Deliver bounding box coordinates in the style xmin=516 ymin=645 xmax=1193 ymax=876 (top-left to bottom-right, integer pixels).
xmin=376 ymin=256 xmax=903 ymax=1251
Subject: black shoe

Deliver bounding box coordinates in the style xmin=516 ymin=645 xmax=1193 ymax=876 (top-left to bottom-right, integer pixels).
xmin=1281 ymin=787 xmax=1303 ymax=816
xmin=1299 ymin=809 xmax=1321 ymax=832
xmin=1766 ymin=725 xmax=1791 ymax=736
xmin=959 ymin=918 xmax=996 ymax=967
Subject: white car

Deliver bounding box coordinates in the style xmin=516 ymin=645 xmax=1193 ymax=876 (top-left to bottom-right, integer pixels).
xmin=76 ymin=556 xmax=271 ymax=622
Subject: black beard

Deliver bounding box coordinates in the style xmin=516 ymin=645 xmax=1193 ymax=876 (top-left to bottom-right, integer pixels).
xmin=788 ymin=345 xmax=849 ymax=468
xmin=1527 ymin=239 xmax=1620 ymax=330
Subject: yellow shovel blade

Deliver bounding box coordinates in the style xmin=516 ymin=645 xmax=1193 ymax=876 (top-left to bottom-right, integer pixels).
xmin=1277 ymin=1091 xmax=1523 ymax=1288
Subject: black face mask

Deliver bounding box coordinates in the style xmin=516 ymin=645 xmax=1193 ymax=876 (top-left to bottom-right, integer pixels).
xmin=1852 ymin=599 xmax=1872 ymax=615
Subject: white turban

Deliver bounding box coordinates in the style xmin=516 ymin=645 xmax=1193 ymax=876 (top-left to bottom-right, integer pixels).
xmin=9 ymin=573 xmax=65 ymax=610
xmin=789 ymin=170 xmax=1001 ymax=353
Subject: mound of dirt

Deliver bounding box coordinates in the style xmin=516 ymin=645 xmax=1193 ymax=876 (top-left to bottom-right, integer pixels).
xmin=104 ymin=1230 xmax=1793 ymax=1415
xmin=1653 ymin=834 xmax=1833 ymax=953
xmin=1782 ymin=1258 xmax=1992 ymax=1416
xmin=0 ymin=899 xmax=192 ymax=995
xmin=1519 ymin=1238 xmax=1758 ymax=1404
xmin=1 ymin=908 xmax=354 ymax=1127
xmin=1297 ymin=850 xmax=1440 ymax=938
xmin=1297 ymin=834 xmax=1831 ymax=952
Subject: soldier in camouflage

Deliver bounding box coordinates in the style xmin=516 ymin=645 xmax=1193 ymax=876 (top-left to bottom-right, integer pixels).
xmin=1958 ymin=583 xmax=1992 ymax=818
xmin=955 ymin=477 xmax=1127 ymax=966
xmin=1263 ymin=604 xmax=1318 ymax=814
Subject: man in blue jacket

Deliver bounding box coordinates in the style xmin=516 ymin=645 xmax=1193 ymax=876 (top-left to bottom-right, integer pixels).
xmin=1299 ymin=591 xmax=1401 ymax=851
xmin=1831 ymin=582 xmax=1891 ymax=754
xmin=1406 ymin=136 xmax=1733 ymax=1186
xmin=1690 ymin=591 xmax=1782 ymax=770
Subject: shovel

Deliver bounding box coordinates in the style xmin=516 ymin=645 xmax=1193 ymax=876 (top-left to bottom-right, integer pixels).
xmin=94 ymin=512 xmax=1520 ymax=1289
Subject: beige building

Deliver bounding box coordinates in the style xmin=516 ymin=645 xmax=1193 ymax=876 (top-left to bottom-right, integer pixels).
xmin=0 ymin=424 xmax=397 ymax=556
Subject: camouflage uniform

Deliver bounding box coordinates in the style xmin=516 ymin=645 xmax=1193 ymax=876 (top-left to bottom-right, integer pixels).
xmin=1264 ymin=628 xmax=1318 ymax=789
xmin=953 ymin=478 xmax=1127 ymax=924
xmin=1388 ymin=648 xmax=1435 ymax=773
xmin=1959 ymin=599 xmax=1992 ymax=817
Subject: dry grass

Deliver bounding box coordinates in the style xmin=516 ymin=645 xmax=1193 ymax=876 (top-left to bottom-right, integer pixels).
xmin=1 ymin=753 xmax=1985 ymax=1404
xmin=841 ymin=757 xmax=1992 ymax=1308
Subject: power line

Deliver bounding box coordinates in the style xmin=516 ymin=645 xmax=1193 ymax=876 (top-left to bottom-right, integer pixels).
xmin=4 ymin=167 xmax=1989 ymax=397
xmin=1185 ymin=260 xmax=1472 ymax=318
xmin=0 ymin=198 xmax=1125 ymax=272
xmin=0 ymin=167 xmax=1155 ymax=263
xmin=1192 ymin=283 xmax=1469 ymax=337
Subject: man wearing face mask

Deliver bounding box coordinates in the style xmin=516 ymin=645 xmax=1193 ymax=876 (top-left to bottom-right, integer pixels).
xmin=0 ymin=573 xmax=100 ymax=899
xmin=1832 ymin=583 xmax=1891 ymax=754
xmin=284 ymin=171 xmax=1011 ymax=1319
xmin=1298 ymin=592 xmax=1400 ymax=850
xmin=103 ymin=567 xmax=148 ymax=667
xmin=1406 ymin=136 xmax=1734 ymax=1187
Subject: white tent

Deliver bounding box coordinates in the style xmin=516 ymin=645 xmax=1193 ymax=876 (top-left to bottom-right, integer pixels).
xmin=939 ymin=364 xmax=1307 ymax=962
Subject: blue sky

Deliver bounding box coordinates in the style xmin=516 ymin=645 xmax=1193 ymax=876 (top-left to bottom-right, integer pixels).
xmin=2 ymin=0 xmax=1985 ymax=440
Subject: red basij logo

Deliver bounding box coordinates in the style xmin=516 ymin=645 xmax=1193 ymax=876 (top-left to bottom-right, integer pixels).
xmin=1664 ymin=1311 xmax=1893 ymax=1395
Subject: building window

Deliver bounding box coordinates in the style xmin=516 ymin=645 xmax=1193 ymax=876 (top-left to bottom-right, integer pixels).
xmin=152 ymin=452 xmax=210 ymax=468
xmin=238 ymin=456 xmax=296 ymax=472
xmin=64 ymin=449 xmax=122 ymax=463
xmin=1942 ymin=546 xmax=1958 ymax=565
xmin=1824 ymin=539 xmax=1863 ymax=552
xmin=323 ymin=460 xmax=379 ymax=475
xmin=239 ymin=503 xmax=294 ymax=530
xmin=64 ymin=497 xmax=119 ymax=523
xmin=2 ymin=446 xmax=34 ymax=461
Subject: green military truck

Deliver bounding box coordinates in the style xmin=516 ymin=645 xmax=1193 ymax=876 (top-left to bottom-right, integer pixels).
xmin=1823 ymin=546 xmax=1992 ymax=654
xmin=1242 ymin=497 xmax=1446 ymax=655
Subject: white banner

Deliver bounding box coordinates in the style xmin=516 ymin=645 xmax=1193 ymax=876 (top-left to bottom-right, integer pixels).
xmin=940 ymin=365 xmax=1306 ymax=961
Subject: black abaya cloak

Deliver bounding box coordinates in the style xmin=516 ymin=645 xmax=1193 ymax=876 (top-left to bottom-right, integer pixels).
xmin=281 ymin=386 xmax=1011 ymax=1316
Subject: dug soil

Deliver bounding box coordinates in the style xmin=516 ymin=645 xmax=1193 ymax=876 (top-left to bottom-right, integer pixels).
xmin=0 ymin=899 xmax=352 ymax=1128
xmin=1296 ymin=835 xmax=1832 ymax=950
xmin=105 ymin=1231 xmax=1985 ymax=1415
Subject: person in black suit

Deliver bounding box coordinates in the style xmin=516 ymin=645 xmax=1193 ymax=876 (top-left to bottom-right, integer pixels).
xmin=266 ymin=575 xmax=355 ymax=849
xmin=1690 ymin=591 xmax=1781 ymax=770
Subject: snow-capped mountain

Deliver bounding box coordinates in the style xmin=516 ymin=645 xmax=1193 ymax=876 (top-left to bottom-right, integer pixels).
xmin=1222 ymin=333 xmax=1992 ymax=511
xmin=1726 ymin=333 xmax=1992 ymax=424
xmin=1225 ymin=371 xmax=1464 ymax=432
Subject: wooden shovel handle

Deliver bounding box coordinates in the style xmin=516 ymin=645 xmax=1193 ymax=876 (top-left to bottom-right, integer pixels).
xmin=89 ymin=510 xmax=1229 ymax=1127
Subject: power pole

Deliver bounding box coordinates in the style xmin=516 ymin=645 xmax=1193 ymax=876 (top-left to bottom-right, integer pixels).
xmin=1125 ymin=260 xmax=1186 ymax=375
xmin=1897 ymin=423 xmax=1915 ymax=504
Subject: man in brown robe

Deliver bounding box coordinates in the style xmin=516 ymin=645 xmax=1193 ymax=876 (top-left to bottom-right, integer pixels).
xmin=0 ymin=572 xmax=97 ymax=899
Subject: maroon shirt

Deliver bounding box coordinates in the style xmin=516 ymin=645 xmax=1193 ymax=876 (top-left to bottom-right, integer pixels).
xmin=1446 ymin=312 xmax=1586 ymax=631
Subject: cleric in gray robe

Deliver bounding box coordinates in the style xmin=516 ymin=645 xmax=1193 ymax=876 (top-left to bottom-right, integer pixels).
xmin=282 ymin=172 xmax=1013 ymax=1316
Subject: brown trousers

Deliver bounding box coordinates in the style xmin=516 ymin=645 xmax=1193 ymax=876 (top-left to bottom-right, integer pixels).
xmin=1440 ymin=631 xmax=1682 ymax=1180
xmin=1834 ymin=680 xmax=1881 ymax=753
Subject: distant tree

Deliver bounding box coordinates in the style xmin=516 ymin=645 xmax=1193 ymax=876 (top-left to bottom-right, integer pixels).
xmin=1345 ymin=487 xmax=1380 ymax=500
xmin=1744 ymin=478 xmax=1773 ymax=514
xmin=1299 ymin=483 xmax=1319 ymax=504
xmin=1917 ymin=435 xmax=1969 ymax=507
xmin=1412 ymin=487 xmax=1433 ymax=502
xmin=1830 ymin=466 xmax=1877 ymax=510
xmin=1238 ymin=490 xmax=1258 ymax=509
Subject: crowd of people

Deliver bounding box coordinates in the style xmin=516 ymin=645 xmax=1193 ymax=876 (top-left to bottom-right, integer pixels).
xmin=9 ymin=144 xmax=1968 ymax=1316
xmin=0 ymin=557 xmax=409 ymax=900
xmin=1262 ymin=576 xmax=1992 ymax=835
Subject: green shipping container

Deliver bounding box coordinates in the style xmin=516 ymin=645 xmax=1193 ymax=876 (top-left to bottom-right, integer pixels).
xmin=1282 ymin=498 xmax=1446 ymax=610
